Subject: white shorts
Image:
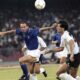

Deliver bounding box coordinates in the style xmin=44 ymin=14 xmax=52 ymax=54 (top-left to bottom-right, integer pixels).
xmin=25 ymin=49 xmax=41 ymax=61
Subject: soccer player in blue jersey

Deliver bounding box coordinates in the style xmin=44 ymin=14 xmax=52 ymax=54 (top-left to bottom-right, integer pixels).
xmin=1 ymin=21 xmax=56 ymax=80
xmin=52 ymin=33 xmax=61 ymax=47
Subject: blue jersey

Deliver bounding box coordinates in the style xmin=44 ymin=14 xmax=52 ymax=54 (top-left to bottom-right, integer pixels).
xmin=52 ymin=33 xmax=61 ymax=46
xmin=16 ymin=28 xmax=39 ymax=50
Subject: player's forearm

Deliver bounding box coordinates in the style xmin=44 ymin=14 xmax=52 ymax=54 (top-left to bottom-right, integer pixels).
xmin=39 ymin=23 xmax=57 ymax=32
xmin=40 ymin=47 xmax=47 ymax=51
xmin=0 ymin=30 xmax=16 ymax=36
xmin=39 ymin=27 xmax=53 ymax=32
xmin=69 ymin=40 xmax=74 ymax=55
xmin=45 ymin=47 xmax=64 ymax=54
xmin=50 ymin=47 xmax=63 ymax=52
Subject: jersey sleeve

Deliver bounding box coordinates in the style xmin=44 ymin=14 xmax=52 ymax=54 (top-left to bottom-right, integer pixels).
xmin=60 ymin=33 xmax=73 ymax=48
xmin=38 ymin=37 xmax=47 ymax=48
xmin=66 ymin=34 xmax=73 ymax=42
xmin=30 ymin=28 xmax=39 ymax=36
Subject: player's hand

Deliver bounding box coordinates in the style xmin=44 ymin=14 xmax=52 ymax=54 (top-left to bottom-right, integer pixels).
xmin=44 ymin=48 xmax=50 ymax=54
xmin=51 ymin=23 xmax=57 ymax=28
xmin=70 ymin=54 xmax=74 ymax=62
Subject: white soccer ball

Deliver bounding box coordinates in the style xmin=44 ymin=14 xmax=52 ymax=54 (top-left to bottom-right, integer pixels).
xmin=35 ymin=0 xmax=46 ymax=10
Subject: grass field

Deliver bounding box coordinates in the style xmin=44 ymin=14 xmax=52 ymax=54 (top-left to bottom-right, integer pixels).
xmin=0 ymin=64 xmax=80 ymax=80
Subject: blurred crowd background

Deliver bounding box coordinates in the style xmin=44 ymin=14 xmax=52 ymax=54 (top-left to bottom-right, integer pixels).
xmin=0 ymin=0 xmax=80 ymax=62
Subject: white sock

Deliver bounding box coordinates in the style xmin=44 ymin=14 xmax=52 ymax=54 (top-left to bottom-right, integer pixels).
xmin=76 ymin=76 xmax=80 ymax=80
xmin=59 ymin=73 xmax=76 ymax=80
xmin=40 ymin=68 xmax=45 ymax=74
xmin=31 ymin=73 xmax=38 ymax=80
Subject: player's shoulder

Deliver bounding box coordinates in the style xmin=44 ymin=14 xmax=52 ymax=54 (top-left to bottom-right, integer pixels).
xmin=62 ymin=31 xmax=69 ymax=38
xmin=37 ymin=36 xmax=43 ymax=41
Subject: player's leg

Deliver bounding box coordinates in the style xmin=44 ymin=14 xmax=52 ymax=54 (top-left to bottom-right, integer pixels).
xmin=59 ymin=73 xmax=76 ymax=80
xmin=19 ymin=55 xmax=37 ymax=80
xmin=56 ymin=62 xmax=68 ymax=79
xmin=29 ymin=62 xmax=47 ymax=80
xmin=69 ymin=53 xmax=80 ymax=79
xmin=70 ymin=67 xmax=78 ymax=78
xmin=60 ymin=57 xmax=66 ymax=64
xmin=29 ymin=62 xmax=38 ymax=80
xmin=56 ymin=63 xmax=68 ymax=76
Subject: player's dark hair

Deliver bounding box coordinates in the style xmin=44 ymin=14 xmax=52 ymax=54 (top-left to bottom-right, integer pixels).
xmin=19 ymin=20 xmax=29 ymax=26
xmin=58 ymin=20 xmax=68 ymax=31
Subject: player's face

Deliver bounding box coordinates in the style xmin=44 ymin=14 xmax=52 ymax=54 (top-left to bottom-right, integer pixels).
xmin=20 ymin=23 xmax=29 ymax=32
xmin=56 ymin=24 xmax=62 ymax=33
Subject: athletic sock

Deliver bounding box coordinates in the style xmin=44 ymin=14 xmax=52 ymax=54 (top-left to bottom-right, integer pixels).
xmin=40 ymin=68 xmax=45 ymax=73
xmin=76 ymin=76 xmax=80 ymax=80
xmin=20 ymin=64 xmax=29 ymax=80
xmin=40 ymin=68 xmax=47 ymax=77
xmin=31 ymin=73 xmax=38 ymax=80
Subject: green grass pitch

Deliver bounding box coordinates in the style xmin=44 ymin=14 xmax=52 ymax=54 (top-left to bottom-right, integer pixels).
xmin=0 ymin=64 xmax=80 ymax=80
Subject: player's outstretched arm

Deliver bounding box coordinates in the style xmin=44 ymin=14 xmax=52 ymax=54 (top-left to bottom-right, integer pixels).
xmin=44 ymin=47 xmax=64 ymax=54
xmin=0 ymin=30 xmax=16 ymax=36
xmin=39 ymin=23 xmax=57 ymax=32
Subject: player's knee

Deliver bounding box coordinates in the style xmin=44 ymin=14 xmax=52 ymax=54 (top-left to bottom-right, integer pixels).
xmin=56 ymin=71 xmax=60 ymax=77
xmin=35 ymin=70 xmax=40 ymax=74
xmin=19 ymin=58 xmax=23 ymax=64
xmin=30 ymin=70 xmax=33 ymax=74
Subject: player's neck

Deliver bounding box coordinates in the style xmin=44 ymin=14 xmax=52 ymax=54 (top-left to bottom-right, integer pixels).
xmin=61 ymin=31 xmax=64 ymax=35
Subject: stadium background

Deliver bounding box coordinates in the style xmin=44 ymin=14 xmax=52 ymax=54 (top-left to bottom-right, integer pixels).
xmin=0 ymin=0 xmax=80 ymax=64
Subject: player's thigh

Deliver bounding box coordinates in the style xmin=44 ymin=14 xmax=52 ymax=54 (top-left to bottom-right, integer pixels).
xmin=56 ymin=63 xmax=68 ymax=76
xmin=60 ymin=57 xmax=66 ymax=64
xmin=19 ymin=55 xmax=37 ymax=63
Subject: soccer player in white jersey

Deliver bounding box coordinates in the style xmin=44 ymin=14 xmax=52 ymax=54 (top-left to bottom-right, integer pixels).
xmin=52 ymin=33 xmax=68 ymax=64
xmin=20 ymin=36 xmax=47 ymax=80
xmin=45 ymin=20 xmax=80 ymax=80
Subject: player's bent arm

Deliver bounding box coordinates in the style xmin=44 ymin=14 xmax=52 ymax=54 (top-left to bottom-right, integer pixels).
xmin=44 ymin=47 xmax=64 ymax=54
xmin=69 ymin=39 xmax=75 ymax=55
xmin=0 ymin=30 xmax=16 ymax=36
xmin=39 ymin=23 xmax=57 ymax=32
xmin=69 ymin=39 xmax=75 ymax=61
xmin=40 ymin=47 xmax=47 ymax=51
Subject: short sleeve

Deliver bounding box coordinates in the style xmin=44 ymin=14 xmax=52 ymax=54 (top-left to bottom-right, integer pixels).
xmin=30 ymin=28 xmax=39 ymax=36
xmin=66 ymin=34 xmax=73 ymax=42
xmin=38 ymin=37 xmax=47 ymax=48
xmin=60 ymin=32 xmax=73 ymax=47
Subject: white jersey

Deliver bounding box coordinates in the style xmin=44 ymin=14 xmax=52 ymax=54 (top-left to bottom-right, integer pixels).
xmin=37 ymin=36 xmax=47 ymax=49
xmin=60 ymin=31 xmax=79 ymax=55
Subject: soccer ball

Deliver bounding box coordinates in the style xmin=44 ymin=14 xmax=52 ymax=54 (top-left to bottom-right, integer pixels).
xmin=35 ymin=0 xmax=46 ymax=10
